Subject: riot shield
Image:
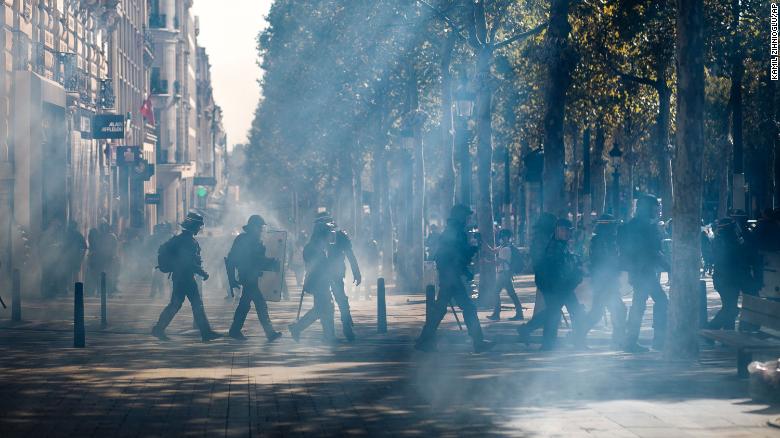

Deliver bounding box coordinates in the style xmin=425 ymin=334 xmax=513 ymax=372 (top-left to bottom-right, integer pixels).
xmin=259 ymin=230 xmax=287 ymax=302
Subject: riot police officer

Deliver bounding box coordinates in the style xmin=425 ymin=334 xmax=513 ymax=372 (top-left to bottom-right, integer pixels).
xmin=578 ymin=215 xmax=626 ymax=348
xmin=152 ymin=213 xmax=221 ymax=342
xmin=415 ymin=204 xmax=493 ymax=353
xmin=620 ymin=194 xmax=669 ymax=352
xmin=519 ymin=218 xmax=584 ymax=350
xmin=226 ymin=215 xmax=283 ymax=342
xmin=708 ymin=218 xmax=752 ymax=330
xmin=289 ymin=219 xmax=337 ymax=343
xmin=317 ymin=212 xmax=361 ymax=342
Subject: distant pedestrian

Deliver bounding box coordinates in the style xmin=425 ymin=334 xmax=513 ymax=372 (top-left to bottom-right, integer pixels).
xmin=487 ymin=229 xmax=523 ymax=321
xmin=40 ymin=218 xmax=65 ymax=298
xmin=151 ymin=213 xmax=221 ymax=342
xmin=87 ymin=221 xmax=119 ymax=296
xmin=63 ymin=221 xmax=87 ymax=291
xmin=225 ymin=215 xmax=282 ymax=342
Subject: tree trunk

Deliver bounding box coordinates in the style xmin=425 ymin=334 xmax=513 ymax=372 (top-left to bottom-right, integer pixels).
xmin=475 ymin=46 xmax=496 ymax=301
xmin=592 ymin=122 xmax=607 ymax=215
xmin=667 ymin=0 xmax=705 ymax=360
xmin=656 ymin=72 xmax=673 ymax=218
xmin=440 ymin=33 xmax=457 ymax=216
xmin=410 ymin=69 xmax=425 ymax=294
xmin=542 ymin=0 xmax=573 ymax=217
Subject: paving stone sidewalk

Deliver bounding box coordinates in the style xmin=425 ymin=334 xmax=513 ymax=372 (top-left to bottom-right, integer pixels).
xmin=0 ymin=275 xmax=778 ymax=437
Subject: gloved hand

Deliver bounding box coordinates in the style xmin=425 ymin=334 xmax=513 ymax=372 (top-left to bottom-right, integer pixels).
xmin=353 ymin=274 xmax=362 ymax=287
xmin=200 ymin=271 xmax=209 ymax=281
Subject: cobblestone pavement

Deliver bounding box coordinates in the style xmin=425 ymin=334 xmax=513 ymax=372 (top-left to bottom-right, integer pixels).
xmin=0 ymin=274 xmax=778 ymax=437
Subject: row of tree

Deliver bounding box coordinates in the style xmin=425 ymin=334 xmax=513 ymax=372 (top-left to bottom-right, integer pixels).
xmin=243 ymin=0 xmax=776 ymax=357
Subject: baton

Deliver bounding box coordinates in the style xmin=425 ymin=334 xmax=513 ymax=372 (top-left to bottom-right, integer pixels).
xmin=450 ymin=301 xmax=463 ymax=331
xmin=296 ymin=287 xmax=306 ymax=321
xmin=223 ymin=257 xmax=235 ymax=298
xmin=0 ymin=295 xmax=5 ymax=309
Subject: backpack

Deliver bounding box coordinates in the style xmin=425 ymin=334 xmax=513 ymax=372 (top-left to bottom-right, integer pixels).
xmin=157 ymin=236 xmax=179 ymax=273
xmin=510 ymin=245 xmax=525 ymax=275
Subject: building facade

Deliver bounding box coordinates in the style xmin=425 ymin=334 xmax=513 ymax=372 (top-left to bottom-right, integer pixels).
xmin=0 ymin=0 xmax=225 ymax=296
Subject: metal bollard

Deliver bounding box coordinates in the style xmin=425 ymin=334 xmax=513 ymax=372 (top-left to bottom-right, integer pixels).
xmin=11 ymin=268 xmax=20 ymax=322
xmin=425 ymin=284 xmax=435 ymax=322
xmin=74 ymin=282 xmax=85 ymax=348
xmin=377 ymin=277 xmax=387 ymax=333
xmin=100 ymin=272 xmax=107 ymax=329
xmin=699 ymin=279 xmax=708 ymax=328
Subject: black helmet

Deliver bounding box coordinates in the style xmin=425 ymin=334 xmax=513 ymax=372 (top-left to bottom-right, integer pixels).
xmin=498 ymin=229 xmax=512 ymax=240
xmin=449 ymin=204 xmax=473 ymax=223
xmin=556 ymin=218 xmax=574 ymax=229
xmin=314 ymin=211 xmax=334 ymax=224
xmin=243 ymin=214 xmax=266 ymax=231
xmin=181 ymin=212 xmax=204 ymax=231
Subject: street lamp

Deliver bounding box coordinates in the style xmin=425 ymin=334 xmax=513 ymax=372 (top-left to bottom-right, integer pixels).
xmin=609 ymin=141 xmax=623 ymax=216
xmin=454 ymin=83 xmax=475 ymax=207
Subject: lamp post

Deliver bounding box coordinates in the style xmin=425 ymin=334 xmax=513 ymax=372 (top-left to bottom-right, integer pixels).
xmin=454 ymin=82 xmax=475 ymax=208
xmin=609 ymin=141 xmax=623 ymax=216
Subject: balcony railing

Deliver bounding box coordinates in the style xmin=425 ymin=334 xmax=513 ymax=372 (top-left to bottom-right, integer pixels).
xmin=149 ymin=14 xmax=166 ymax=29
xmin=151 ymin=79 xmax=169 ymax=95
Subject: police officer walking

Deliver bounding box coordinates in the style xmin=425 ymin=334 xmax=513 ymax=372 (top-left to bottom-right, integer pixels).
xmin=487 ymin=229 xmax=523 ymax=321
xmin=415 ymin=205 xmax=493 ymax=353
xmin=226 ymin=215 xmax=283 ymax=342
xmin=518 ymin=219 xmax=584 ymax=350
xmin=289 ymin=219 xmax=337 ymax=343
xmin=620 ymin=194 xmax=669 ymax=352
xmin=578 ymin=215 xmax=626 ymax=348
xmin=317 ymin=212 xmax=361 ymax=342
xmin=152 ymin=213 xmax=221 ymax=342
xmin=707 ymin=218 xmax=752 ymax=330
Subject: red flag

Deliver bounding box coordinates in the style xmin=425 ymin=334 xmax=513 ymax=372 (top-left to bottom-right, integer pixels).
xmin=140 ymin=96 xmax=155 ymax=125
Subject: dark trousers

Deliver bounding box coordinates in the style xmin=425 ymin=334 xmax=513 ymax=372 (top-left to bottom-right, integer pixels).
xmin=417 ymin=273 xmax=484 ymax=346
xmin=626 ymin=272 xmax=668 ymax=348
xmin=493 ymin=271 xmax=522 ymax=315
xmin=523 ymin=290 xmax=583 ymax=349
xmin=154 ymin=274 xmax=213 ymax=337
xmin=708 ymin=286 xmax=739 ymax=330
xmin=331 ymin=278 xmax=355 ymax=338
xmin=581 ymin=272 xmax=627 ymax=345
xmin=292 ymin=286 xmax=336 ymax=340
xmin=230 ymin=280 xmax=276 ymax=338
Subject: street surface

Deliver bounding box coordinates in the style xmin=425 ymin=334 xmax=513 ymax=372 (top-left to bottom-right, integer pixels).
xmin=0 ymin=275 xmax=778 ymax=437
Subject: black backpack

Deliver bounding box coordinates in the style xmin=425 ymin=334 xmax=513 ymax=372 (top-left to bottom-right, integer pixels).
xmin=157 ymin=236 xmax=179 ymax=274
xmin=510 ymin=245 xmax=525 ymax=274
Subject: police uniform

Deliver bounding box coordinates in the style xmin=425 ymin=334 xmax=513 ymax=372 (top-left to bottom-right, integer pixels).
xmin=415 ymin=205 xmax=492 ymax=353
xmin=152 ymin=213 xmax=220 ymax=342
xmin=328 ymin=229 xmax=361 ymax=341
xmin=289 ymin=222 xmax=337 ymax=342
xmin=227 ymin=215 xmax=282 ymax=341
xmin=621 ymin=196 xmax=668 ymax=352
xmin=579 ymin=217 xmax=626 ymax=347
